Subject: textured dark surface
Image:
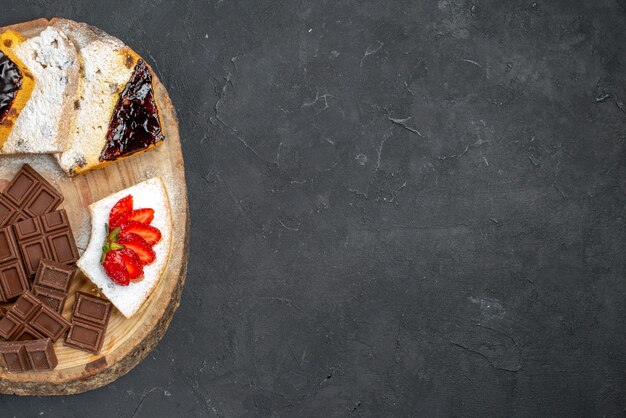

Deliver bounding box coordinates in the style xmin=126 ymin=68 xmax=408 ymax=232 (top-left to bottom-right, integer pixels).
xmin=1 ymin=0 xmax=626 ymax=416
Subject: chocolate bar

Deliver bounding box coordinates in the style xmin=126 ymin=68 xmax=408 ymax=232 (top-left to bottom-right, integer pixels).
xmin=0 ymin=292 xmax=69 ymax=342
xmin=0 ymin=338 xmax=57 ymax=373
xmin=0 ymin=164 xmax=63 ymax=227
xmin=32 ymin=259 xmax=76 ymax=312
xmin=0 ymin=226 xmax=29 ymax=302
xmin=65 ymin=292 xmax=112 ymax=354
xmin=13 ymin=209 xmax=79 ymax=277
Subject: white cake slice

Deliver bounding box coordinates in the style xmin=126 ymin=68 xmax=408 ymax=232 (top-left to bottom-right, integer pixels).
xmin=0 ymin=26 xmax=80 ymax=154
xmin=77 ymin=177 xmax=172 ymax=318
xmin=52 ymin=19 xmax=164 ymax=176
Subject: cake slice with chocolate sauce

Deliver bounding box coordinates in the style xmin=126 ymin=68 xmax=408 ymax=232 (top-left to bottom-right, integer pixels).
xmin=0 ymin=25 xmax=79 ymax=154
xmin=0 ymin=31 xmax=34 ymax=151
xmin=53 ymin=19 xmax=165 ymax=176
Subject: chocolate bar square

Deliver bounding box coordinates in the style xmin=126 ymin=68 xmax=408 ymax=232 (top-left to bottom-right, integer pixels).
xmin=47 ymin=232 xmax=79 ymax=264
xmin=0 ymin=227 xmax=19 ymax=263
xmin=12 ymin=292 xmax=42 ymax=321
xmin=13 ymin=217 xmax=43 ymax=241
xmin=41 ymin=210 xmax=69 ymax=232
xmin=65 ymin=321 xmax=105 ymax=354
xmin=0 ymin=342 xmax=30 ymax=373
xmin=24 ymin=186 xmax=59 ymax=219
xmin=3 ymin=167 xmax=38 ymax=206
xmin=0 ymin=312 xmax=22 ymax=339
xmin=23 ymin=339 xmax=57 ymax=371
xmin=13 ymin=324 xmax=45 ymax=341
xmin=31 ymin=259 xmax=75 ymax=314
xmin=19 ymin=239 xmax=50 ymax=278
xmin=72 ymin=292 xmax=112 ymax=327
xmin=0 ymin=261 xmax=29 ymax=300
xmin=32 ymin=286 xmax=67 ymax=313
xmin=34 ymin=259 xmax=75 ymax=293
xmin=29 ymin=305 xmax=70 ymax=342
xmin=0 ymin=197 xmax=17 ymax=227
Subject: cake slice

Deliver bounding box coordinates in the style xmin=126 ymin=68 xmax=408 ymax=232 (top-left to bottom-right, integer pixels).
xmin=0 ymin=25 xmax=80 ymax=154
xmin=77 ymin=178 xmax=172 ymax=318
xmin=0 ymin=31 xmax=35 ymax=150
xmin=52 ymin=19 xmax=165 ymax=176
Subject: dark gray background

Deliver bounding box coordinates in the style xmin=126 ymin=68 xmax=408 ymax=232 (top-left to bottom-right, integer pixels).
xmin=1 ymin=0 xmax=625 ymax=416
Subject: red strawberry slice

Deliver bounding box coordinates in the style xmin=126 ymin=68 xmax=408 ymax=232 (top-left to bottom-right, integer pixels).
xmin=120 ymin=221 xmax=162 ymax=245
xmin=102 ymin=248 xmax=143 ymax=286
xmin=118 ymin=231 xmax=156 ymax=265
xmin=102 ymin=250 xmax=130 ymax=286
xmin=109 ymin=195 xmax=133 ymax=228
xmin=119 ymin=248 xmax=143 ymax=281
xmin=116 ymin=208 xmax=154 ymax=226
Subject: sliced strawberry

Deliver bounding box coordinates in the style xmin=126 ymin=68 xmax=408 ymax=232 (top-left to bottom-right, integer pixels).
xmin=103 ymin=250 xmax=130 ymax=286
xmin=120 ymin=221 xmax=162 ymax=245
xmin=102 ymin=248 xmax=143 ymax=285
xmin=116 ymin=208 xmax=154 ymax=226
xmin=118 ymin=231 xmax=156 ymax=265
xmin=119 ymin=248 xmax=143 ymax=280
xmin=109 ymin=195 xmax=133 ymax=228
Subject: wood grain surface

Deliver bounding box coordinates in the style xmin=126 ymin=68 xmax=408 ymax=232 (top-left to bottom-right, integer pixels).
xmin=0 ymin=74 xmax=188 ymax=395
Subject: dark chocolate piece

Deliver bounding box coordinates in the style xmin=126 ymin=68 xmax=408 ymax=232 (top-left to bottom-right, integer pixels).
xmin=65 ymin=292 xmax=112 ymax=354
xmin=101 ymin=59 xmax=164 ymax=162
xmin=29 ymin=304 xmax=70 ymax=342
xmin=13 ymin=324 xmax=45 ymax=341
xmin=0 ymin=342 xmax=29 ymax=373
xmin=72 ymin=292 xmax=112 ymax=327
xmin=13 ymin=210 xmax=79 ymax=277
xmin=65 ymin=321 xmax=105 ymax=354
xmin=32 ymin=285 xmax=67 ymax=313
xmin=11 ymin=291 xmax=41 ymax=321
xmin=0 ymin=165 xmax=63 ymax=227
xmin=31 ymin=259 xmax=76 ymax=313
xmin=0 ymin=311 xmax=21 ymax=339
xmin=34 ymin=259 xmax=75 ymax=293
xmin=0 ymin=339 xmax=57 ymax=372
xmin=1 ymin=292 xmax=70 ymax=342
xmin=23 ymin=338 xmax=57 ymax=371
xmin=0 ymin=226 xmax=29 ymax=301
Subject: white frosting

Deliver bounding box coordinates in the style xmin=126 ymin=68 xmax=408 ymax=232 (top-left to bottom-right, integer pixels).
xmin=77 ymin=177 xmax=172 ymax=317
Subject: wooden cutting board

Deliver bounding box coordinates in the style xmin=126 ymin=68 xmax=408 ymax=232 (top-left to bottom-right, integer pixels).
xmin=0 ymin=74 xmax=189 ymax=395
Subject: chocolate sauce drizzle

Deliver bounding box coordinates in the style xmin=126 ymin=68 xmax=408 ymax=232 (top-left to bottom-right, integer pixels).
xmin=0 ymin=50 xmax=22 ymax=121
xmin=100 ymin=59 xmax=164 ymax=161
